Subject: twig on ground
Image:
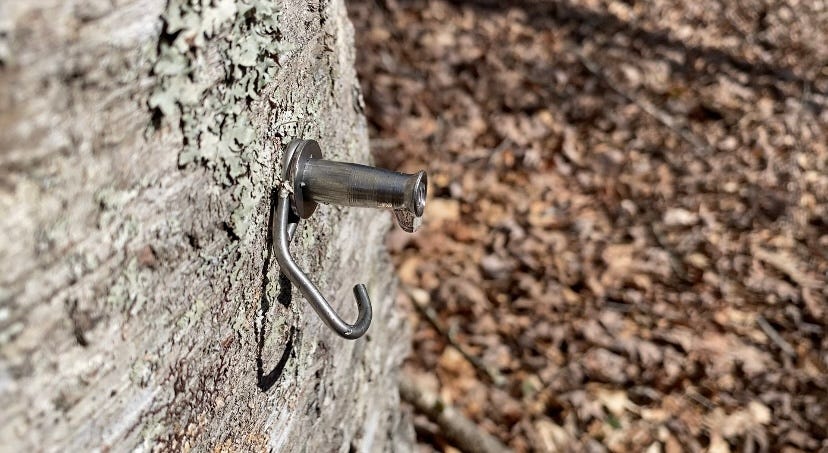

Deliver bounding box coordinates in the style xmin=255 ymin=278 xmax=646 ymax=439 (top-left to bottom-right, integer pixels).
xmin=569 ymin=45 xmax=716 ymax=158
xmin=752 ymin=246 xmax=822 ymax=289
xmin=684 ymin=389 xmax=715 ymax=410
xmin=757 ymin=315 xmax=796 ymax=358
xmin=399 ymin=371 xmax=512 ymax=453
xmin=403 ymin=286 xmax=507 ymax=387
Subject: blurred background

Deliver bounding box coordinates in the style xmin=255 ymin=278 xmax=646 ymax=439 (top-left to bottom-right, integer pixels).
xmin=347 ymin=0 xmax=827 ymax=451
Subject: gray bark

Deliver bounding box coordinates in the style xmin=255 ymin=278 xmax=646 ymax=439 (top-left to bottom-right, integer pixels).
xmin=0 ymin=0 xmax=413 ymax=451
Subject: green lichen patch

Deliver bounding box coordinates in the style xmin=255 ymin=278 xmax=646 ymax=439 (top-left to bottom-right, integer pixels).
xmin=106 ymin=257 xmax=152 ymax=316
xmin=150 ymin=0 xmax=292 ymax=238
xmin=130 ymin=359 xmax=154 ymax=387
xmin=173 ymin=297 xmax=208 ymax=342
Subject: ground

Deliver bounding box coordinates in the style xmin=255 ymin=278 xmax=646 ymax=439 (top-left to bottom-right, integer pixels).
xmin=347 ymin=0 xmax=828 ymax=451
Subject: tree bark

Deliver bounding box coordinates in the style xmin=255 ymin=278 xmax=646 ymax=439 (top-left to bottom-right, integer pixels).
xmin=0 ymin=0 xmax=413 ymax=451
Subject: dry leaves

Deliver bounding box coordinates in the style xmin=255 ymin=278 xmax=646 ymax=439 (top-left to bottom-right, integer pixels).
xmin=350 ymin=0 xmax=828 ymax=450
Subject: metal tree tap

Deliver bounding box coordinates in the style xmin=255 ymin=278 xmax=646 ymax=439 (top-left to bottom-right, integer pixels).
xmin=272 ymin=139 xmax=427 ymax=339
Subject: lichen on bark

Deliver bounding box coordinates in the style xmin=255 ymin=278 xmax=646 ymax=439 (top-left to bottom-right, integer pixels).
xmin=149 ymin=0 xmax=293 ymax=237
xmin=1 ymin=0 xmax=412 ymax=450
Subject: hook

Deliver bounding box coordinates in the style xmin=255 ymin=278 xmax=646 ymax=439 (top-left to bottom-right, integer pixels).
xmin=272 ymin=139 xmax=427 ymax=340
xmin=273 ymin=189 xmax=372 ymax=339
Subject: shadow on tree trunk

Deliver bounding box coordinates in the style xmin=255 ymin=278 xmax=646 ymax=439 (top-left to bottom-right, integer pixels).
xmin=256 ymin=189 xmax=297 ymax=392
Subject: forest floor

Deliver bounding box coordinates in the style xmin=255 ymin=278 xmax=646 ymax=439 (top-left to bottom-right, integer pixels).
xmin=347 ymin=0 xmax=828 ymax=451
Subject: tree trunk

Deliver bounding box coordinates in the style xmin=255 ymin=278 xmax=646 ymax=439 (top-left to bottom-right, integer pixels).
xmin=0 ymin=0 xmax=413 ymax=451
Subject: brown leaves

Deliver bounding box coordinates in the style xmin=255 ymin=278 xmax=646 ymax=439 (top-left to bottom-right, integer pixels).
xmin=350 ymin=0 xmax=828 ymax=450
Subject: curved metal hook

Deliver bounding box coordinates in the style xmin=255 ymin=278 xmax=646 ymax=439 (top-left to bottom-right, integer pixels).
xmin=272 ymin=190 xmax=372 ymax=339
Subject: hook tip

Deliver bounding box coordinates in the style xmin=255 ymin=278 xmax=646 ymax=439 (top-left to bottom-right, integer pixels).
xmin=343 ymin=284 xmax=372 ymax=339
xmin=353 ymin=283 xmax=369 ymax=300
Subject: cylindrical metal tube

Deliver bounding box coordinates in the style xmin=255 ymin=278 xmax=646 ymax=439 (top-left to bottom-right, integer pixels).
xmin=301 ymin=159 xmax=427 ymax=217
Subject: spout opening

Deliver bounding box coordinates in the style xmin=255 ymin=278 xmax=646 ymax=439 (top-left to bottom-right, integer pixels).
xmin=411 ymin=171 xmax=427 ymax=217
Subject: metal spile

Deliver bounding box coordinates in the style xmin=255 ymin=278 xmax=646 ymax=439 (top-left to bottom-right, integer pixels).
xmin=302 ymin=159 xmax=426 ymax=233
xmin=273 ymin=139 xmax=427 ymax=340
